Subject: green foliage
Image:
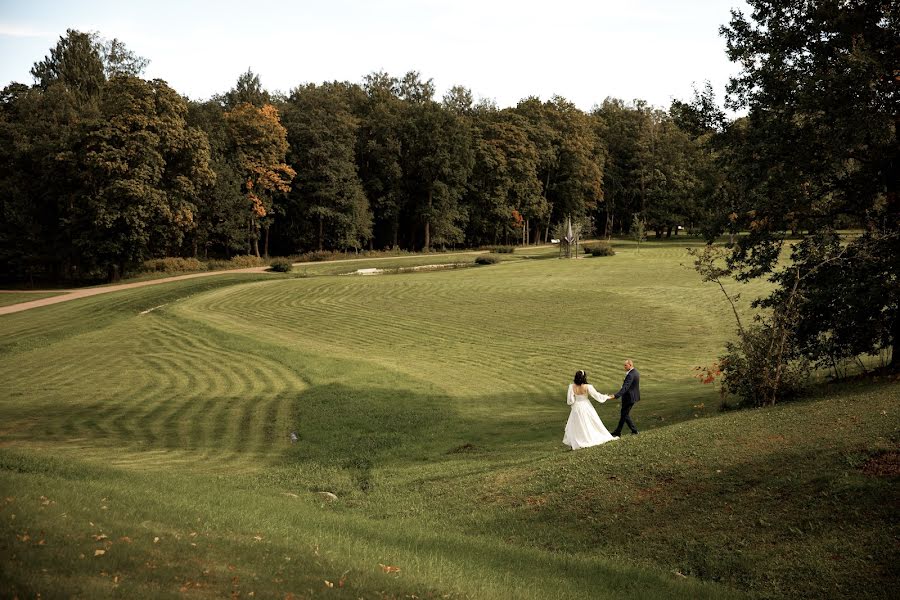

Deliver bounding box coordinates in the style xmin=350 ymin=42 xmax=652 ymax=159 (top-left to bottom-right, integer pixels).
xmin=719 ymin=324 xmax=810 ymax=408
xmin=281 ymin=82 xmax=372 ymax=252
xmin=268 ymin=258 xmax=293 ymax=272
xmin=631 ymin=214 xmax=646 ymax=251
xmin=1 ymin=34 xmax=718 ymax=282
xmin=589 ymin=242 xmax=615 ymax=257
xmin=716 ymin=0 xmax=899 ymax=370
xmin=224 ymin=101 xmax=295 ymax=258
xmin=141 ymin=257 xmax=204 ymax=273
xmin=30 ymin=29 xmax=104 ymax=103
xmin=226 ymin=254 xmax=266 ymax=268
xmin=221 ymin=68 xmax=270 ymax=109
xmin=474 ymin=254 xmax=500 ymax=265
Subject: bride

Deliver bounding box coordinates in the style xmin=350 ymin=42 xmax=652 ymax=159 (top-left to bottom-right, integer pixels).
xmin=563 ymin=370 xmax=618 ymax=450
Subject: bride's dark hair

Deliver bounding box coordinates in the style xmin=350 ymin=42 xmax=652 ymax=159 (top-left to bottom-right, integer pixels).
xmin=573 ymin=370 xmax=588 ymax=385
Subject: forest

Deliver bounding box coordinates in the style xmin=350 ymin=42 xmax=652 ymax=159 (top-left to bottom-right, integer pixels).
xmin=0 ymin=29 xmax=724 ymax=281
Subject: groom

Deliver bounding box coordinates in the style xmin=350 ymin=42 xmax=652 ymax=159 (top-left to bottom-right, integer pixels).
xmin=610 ymin=359 xmax=640 ymax=436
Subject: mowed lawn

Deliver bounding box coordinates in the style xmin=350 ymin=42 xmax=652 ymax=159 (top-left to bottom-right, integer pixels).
xmin=1 ymin=241 xmax=896 ymax=599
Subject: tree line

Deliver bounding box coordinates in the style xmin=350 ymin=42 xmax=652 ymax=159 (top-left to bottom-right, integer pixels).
xmin=1 ymin=29 xmax=719 ymax=282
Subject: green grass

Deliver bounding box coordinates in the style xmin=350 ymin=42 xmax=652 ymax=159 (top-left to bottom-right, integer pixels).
xmin=1 ymin=240 xmax=896 ymax=598
xmin=0 ymin=292 xmax=65 ymax=307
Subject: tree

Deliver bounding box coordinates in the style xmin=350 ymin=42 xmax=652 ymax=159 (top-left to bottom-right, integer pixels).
xmin=224 ymin=103 xmax=295 ymax=257
xmin=464 ymin=111 xmax=542 ymax=245
xmin=399 ymin=99 xmax=473 ymax=250
xmin=442 ymin=85 xmax=474 ymax=116
xmin=512 ymin=97 xmax=602 ymax=242
xmin=718 ymin=0 xmax=899 ymax=371
xmin=222 ymin=69 xmax=271 ymax=109
xmin=281 ymin=82 xmax=372 ymax=252
xmin=186 ymin=100 xmax=248 ymax=258
xmin=75 ymin=76 xmax=215 ymax=278
xmin=100 ymin=37 xmax=149 ymax=79
xmin=594 ymin=99 xmax=648 ymax=236
xmin=353 ymin=72 xmax=405 ymax=249
xmin=669 ymin=81 xmax=724 ymax=139
xmin=31 ymin=29 xmax=105 ymax=106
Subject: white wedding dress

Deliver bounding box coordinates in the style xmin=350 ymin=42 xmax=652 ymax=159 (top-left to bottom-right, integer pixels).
xmin=562 ymin=384 xmax=617 ymax=450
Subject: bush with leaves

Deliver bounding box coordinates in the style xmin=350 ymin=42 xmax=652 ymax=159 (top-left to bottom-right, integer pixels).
xmin=719 ymin=323 xmax=810 ymax=408
xmin=690 ymin=244 xmax=812 ymax=407
xmin=142 ymin=257 xmax=204 ymax=273
xmin=491 ymin=246 xmax=515 ymax=254
xmin=269 ymin=259 xmax=293 ymax=273
xmin=475 ymin=255 xmax=500 ymax=265
xmin=589 ymin=243 xmax=615 ymax=257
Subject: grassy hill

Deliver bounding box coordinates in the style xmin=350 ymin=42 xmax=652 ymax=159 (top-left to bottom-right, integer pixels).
xmin=1 ymin=241 xmax=896 ymax=598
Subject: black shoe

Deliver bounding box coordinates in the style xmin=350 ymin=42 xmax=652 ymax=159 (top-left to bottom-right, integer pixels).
xmin=631 ymin=430 xmax=639 ymax=435
xmin=611 ymin=432 xmax=621 ymax=438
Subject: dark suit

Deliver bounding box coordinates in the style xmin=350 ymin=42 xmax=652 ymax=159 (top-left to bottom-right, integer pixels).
xmin=612 ymin=368 xmax=639 ymax=435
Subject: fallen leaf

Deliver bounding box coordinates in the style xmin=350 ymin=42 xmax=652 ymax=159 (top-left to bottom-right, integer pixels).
xmin=253 ymin=535 xmax=263 ymax=542
xmin=324 ymin=580 xmax=334 ymax=588
xmin=93 ymin=534 xmax=108 ymax=541
xmin=379 ymin=564 xmax=401 ymax=574
xmin=94 ymin=549 xmax=106 ymax=557
xmin=119 ymin=536 xmax=132 ymax=543
xmin=153 ymin=537 xmax=160 ymax=544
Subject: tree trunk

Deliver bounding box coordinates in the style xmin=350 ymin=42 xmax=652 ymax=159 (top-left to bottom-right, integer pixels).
xmin=318 ymin=216 xmax=324 ymax=252
xmin=263 ymin=227 xmax=270 ymax=259
xmin=250 ymin=216 xmax=260 ymax=257
xmin=424 ymin=188 xmax=432 ymax=251
xmin=890 ymin=311 xmax=899 ymax=371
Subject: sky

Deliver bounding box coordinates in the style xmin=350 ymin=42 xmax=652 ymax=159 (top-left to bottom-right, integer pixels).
xmin=0 ymin=0 xmax=750 ymax=111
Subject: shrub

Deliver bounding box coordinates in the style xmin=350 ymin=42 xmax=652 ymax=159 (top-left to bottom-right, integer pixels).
xmin=205 ymin=260 xmax=229 ymax=271
xmin=299 ymin=250 xmax=338 ymax=262
xmin=719 ymin=323 xmax=810 ymax=408
xmin=475 ymin=255 xmax=500 ymax=265
xmin=590 ymin=243 xmax=616 ymax=257
xmin=228 ymin=255 xmax=266 ymax=268
xmin=269 ymin=259 xmax=293 ymax=273
xmin=491 ymin=246 xmax=515 ymax=254
xmin=142 ymin=257 xmax=204 ymax=273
